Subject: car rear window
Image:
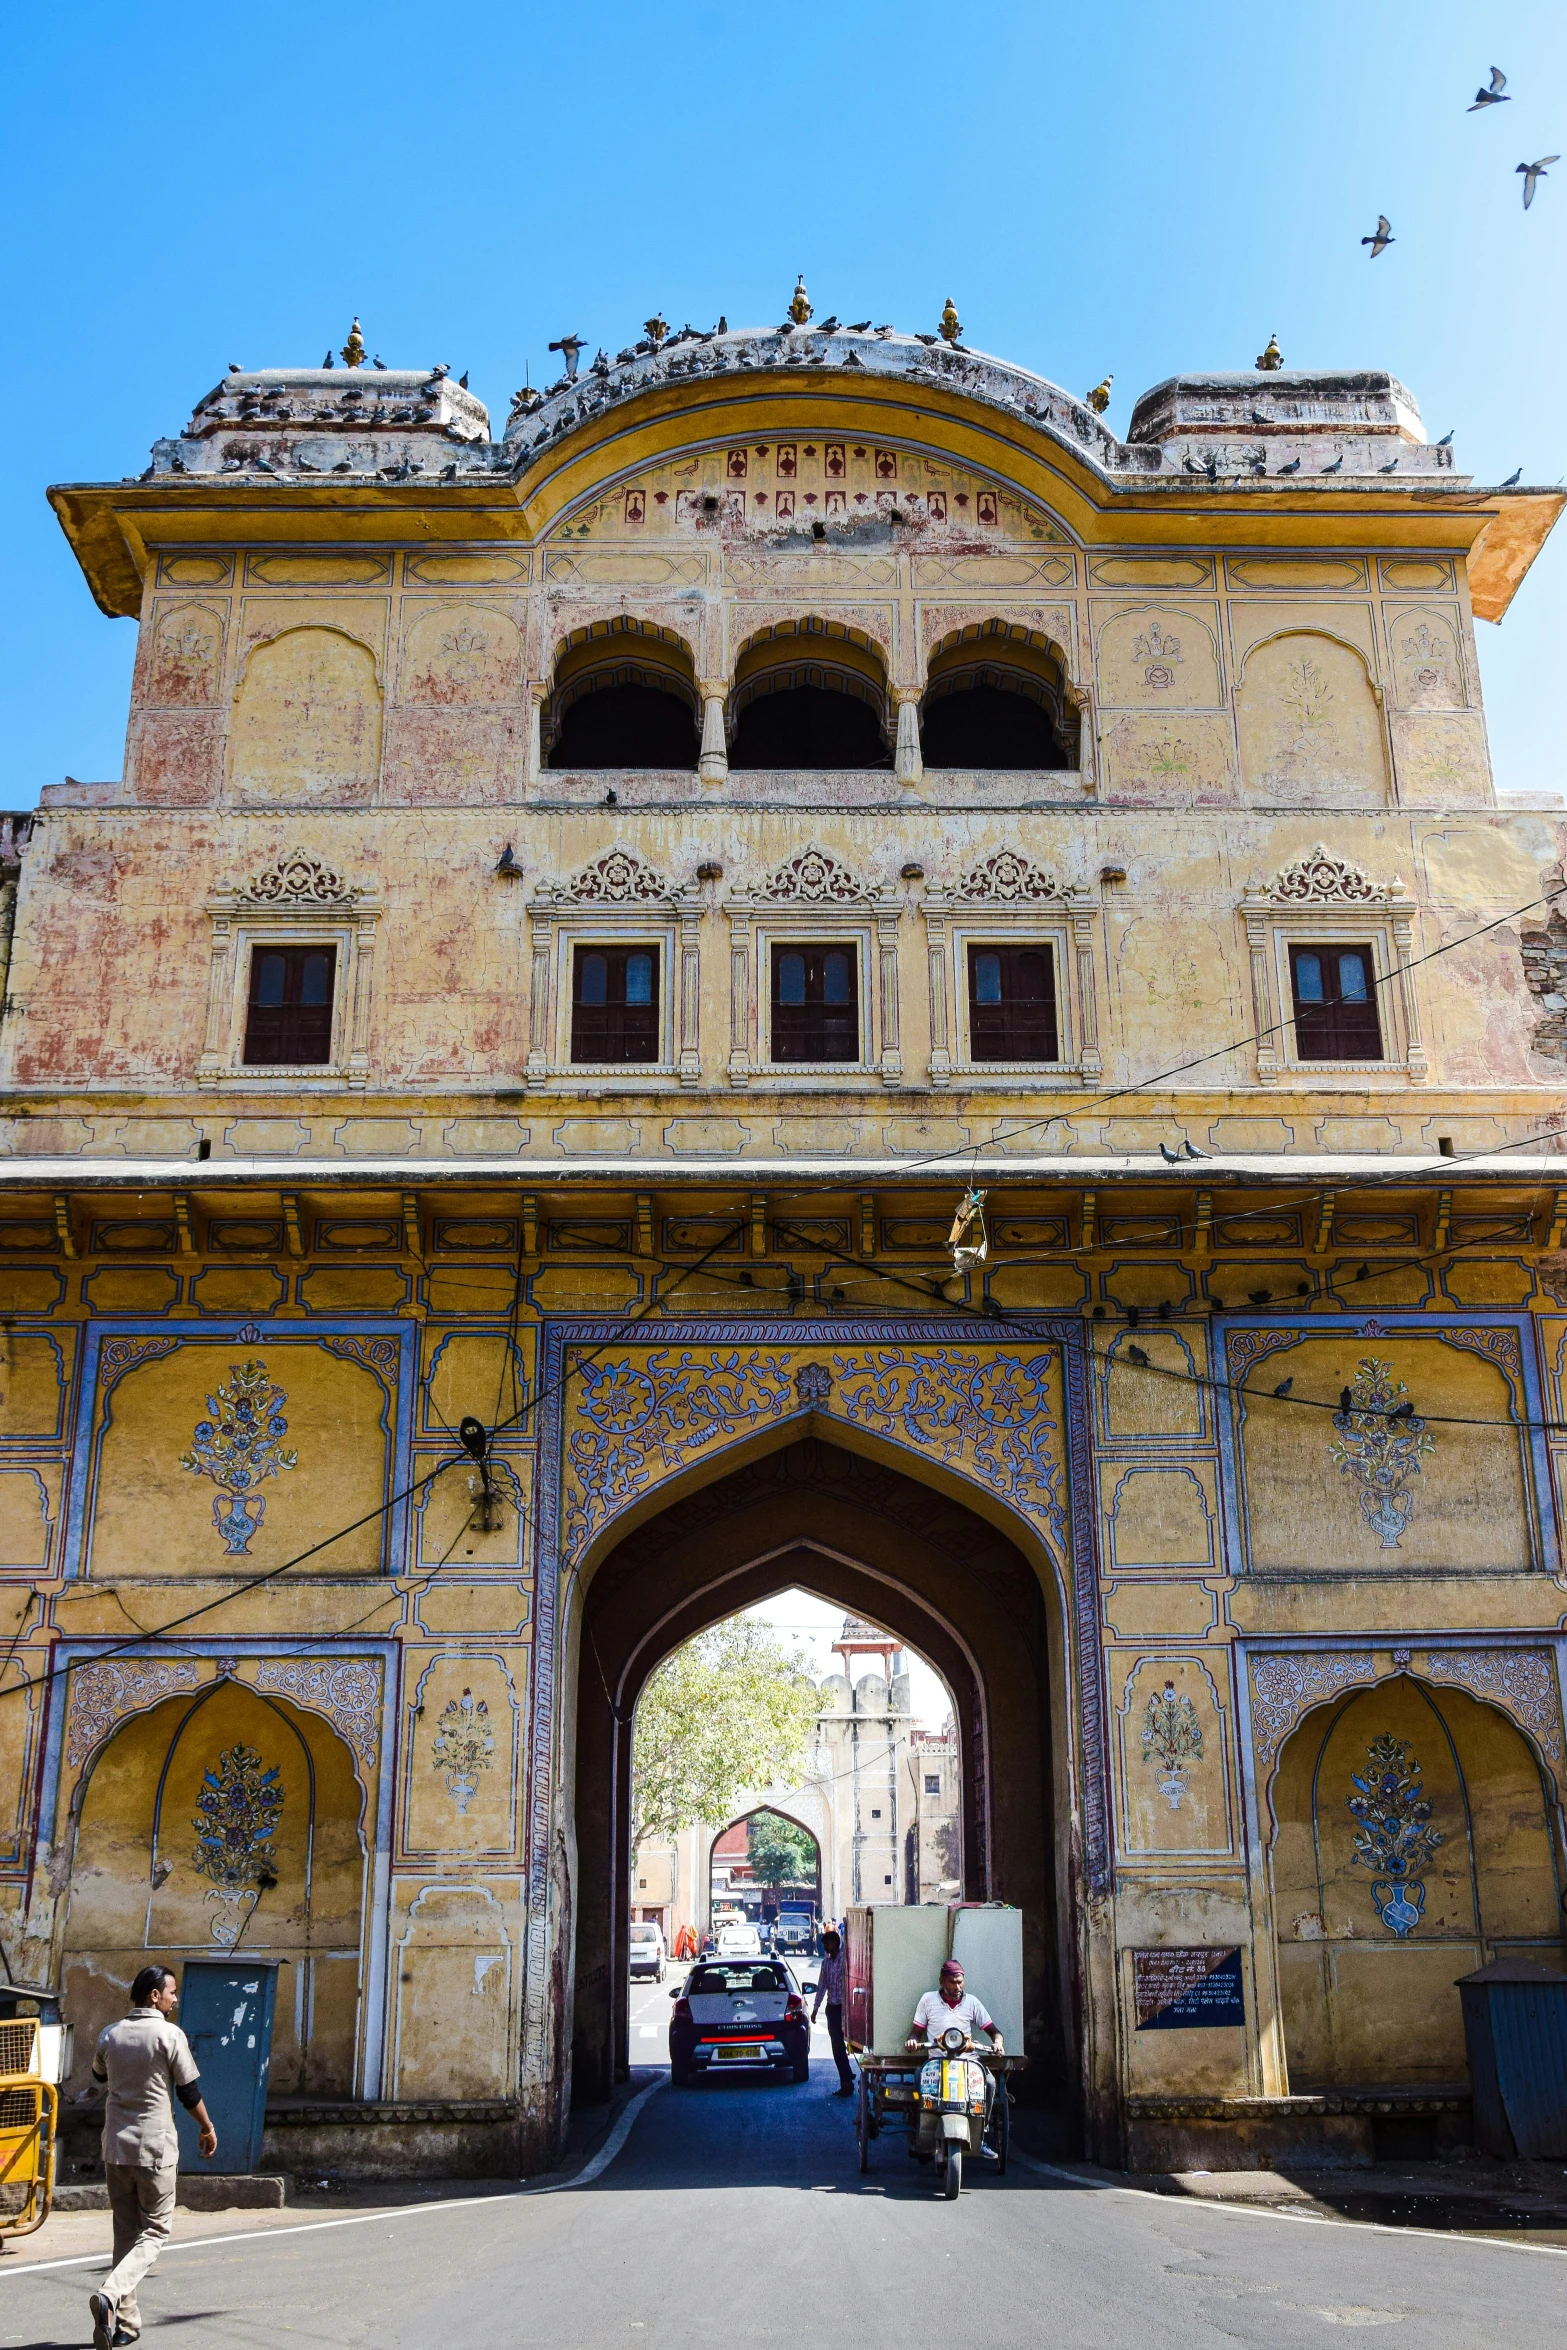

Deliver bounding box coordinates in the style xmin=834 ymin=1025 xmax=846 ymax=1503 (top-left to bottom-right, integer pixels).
xmin=685 ymin=1965 xmax=788 ymax=1996
xmin=629 ymin=1925 xmax=659 ymax=1942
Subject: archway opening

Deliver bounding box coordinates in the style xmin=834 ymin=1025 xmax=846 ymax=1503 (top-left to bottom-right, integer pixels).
xmin=729 ymin=625 xmax=892 ymax=769
xmin=1269 ymin=1675 xmax=1567 ymax=2100
xmin=708 ymin=1807 xmax=822 ymax=1940
xmin=547 ymin=620 xmax=699 ymax=769
xmin=921 ymin=626 xmax=1077 ymax=769
xmin=569 ymin=1432 xmax=1070 ymax=2121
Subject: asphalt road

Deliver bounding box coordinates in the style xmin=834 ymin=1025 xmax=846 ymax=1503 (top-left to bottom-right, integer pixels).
xmin=4 ymin=1976 xmax=1563 ymax=2350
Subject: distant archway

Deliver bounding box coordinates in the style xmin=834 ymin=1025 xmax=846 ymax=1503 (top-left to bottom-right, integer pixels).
xmin=709 ymin=1806 xmax=822 ymax=1929
xmin=569 ymin=1432 xmax=1072 ymax=2116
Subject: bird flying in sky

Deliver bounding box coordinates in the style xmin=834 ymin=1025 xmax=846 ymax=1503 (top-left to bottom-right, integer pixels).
xmin=1518 ymin=157 xmax=1559 ymax=209
xmin=1468 ymin=66 xmax=1509 ymax=109
xmin=1361 ymin=214 xmax=1394 ymax=257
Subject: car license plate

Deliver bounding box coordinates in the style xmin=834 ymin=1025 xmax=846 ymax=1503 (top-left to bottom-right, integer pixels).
xmin=714 ymin=2044 xmax=765 ymax=2063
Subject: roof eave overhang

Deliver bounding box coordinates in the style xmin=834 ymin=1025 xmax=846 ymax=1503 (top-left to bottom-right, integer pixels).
xmin=48 ymin=367 xmax=1566 ymax=621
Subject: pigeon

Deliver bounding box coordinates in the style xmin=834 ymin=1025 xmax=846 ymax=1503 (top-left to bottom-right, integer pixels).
xmin=1125 ymin=1344 xmax=1150 ymax=1367
xmin=1518 ymin=156 xmax=1559 ymax=208
xmin=228 ymin=362 xmax=243 ymax=374
xmin=603 ymin=788 xmax=618 ymax=807
xmin=322 ymin=350 xmax=335 ymax=368
xmin=1339 ymin=1387 xmax=1353 ymax=1415
xmin=1278 ymin=455 xmax=1302 ymax=474
xmin=1251 ymin=409 xmax=1272 ymax=425
xmin=914 ymin=332 xmax=940 ymax=345
xmin=373 ymin=355 xmax=388 ymax=369
xmin=1202 ymin=452 xmax=1221 ymax=480
xmin=1436 ymin=428 xmax=1454 ymax=445
xmin=1378 ymin=457 xmax=1400 ymax=473
xmin=1390 ymin=1399 xmax=1414 ymax=1421
xmin=819 ymin=315 xmax=840 ymax=333
xmin=1468 ymin=66 xmax=1509 ymax=108
xmin=441 ymin=463 xmax=458 ymax=479
xmin=1182 ymin=454 xmax=1205 ymax=474
xmin=458 ymin=370 xmax=469 ymax=388
xmin=1362 ymin=214 xmax=1394 ymax=257
xmin=1273 ymin=1378 xmax=1294 ymax=1399
xmin=1501 ymin=466 xmax=1523 ymax=486
xmin=1182 ymin=1139 xmax=1207 ymax=1159
xmin=1159 ymin=1142 xmax=1182 ymax=1165
xmin=253 ymin=454 xmax=277 ymax=474
xmin=846 ymin=319 xmax=872 ymax=332
xmin=1322 ymin=453 xmax=1345 ymax=473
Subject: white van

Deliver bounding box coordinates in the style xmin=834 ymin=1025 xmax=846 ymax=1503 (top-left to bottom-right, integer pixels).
xmin=628 ymin=1921 xmax=667 ymax=1981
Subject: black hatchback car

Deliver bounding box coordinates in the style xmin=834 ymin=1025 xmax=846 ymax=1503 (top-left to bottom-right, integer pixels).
xmin=668 ymin=1959 xmax=813 ymax=2083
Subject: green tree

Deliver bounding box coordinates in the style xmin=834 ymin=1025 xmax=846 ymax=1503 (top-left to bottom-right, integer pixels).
xmin=631 ymin=1618 xmax=819 ymax=1860
xmin=747 ymin=1809 xmax=818 ymax=1891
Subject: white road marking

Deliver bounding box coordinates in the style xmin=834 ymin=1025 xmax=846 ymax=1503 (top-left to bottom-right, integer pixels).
xmin=1005 ymin=2149 xmax=1567 ymax=2261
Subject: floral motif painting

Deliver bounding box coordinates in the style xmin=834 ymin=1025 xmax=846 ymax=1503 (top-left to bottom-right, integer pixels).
xmin=180 ymin=1358 xmax=298 ymax=1554
xmin=1347 ymin=1732 xmax=1443 ymax=1936
xmin=431 ymin=1688 xmax=496 ymax=1815
xmin=1140 ymin=1680 xmax=1205 ymax=1809
xmin=190 ymin=1742 xmax=284 ymax=1945
xmin=1328 ymin=1358 xmax=1433 ymax=1548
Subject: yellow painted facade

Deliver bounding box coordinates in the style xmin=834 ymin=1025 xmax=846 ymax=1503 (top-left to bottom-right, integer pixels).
xmin=2 ymin=321 xmax=1565 ymax=2172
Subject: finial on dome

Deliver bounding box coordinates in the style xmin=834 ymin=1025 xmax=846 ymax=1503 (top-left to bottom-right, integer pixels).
xmin=788 ymin=275 xmax=813 ymax=325
xmin=1086 ymin=373 xmax=1113 ymax=414
xmin=341 ymin=317 xmax=366 ymax=369
xmin=938 ymin=296 xmax=962 ymax=345
xmin=1255 ymin=332 xmax=1283 ymax=372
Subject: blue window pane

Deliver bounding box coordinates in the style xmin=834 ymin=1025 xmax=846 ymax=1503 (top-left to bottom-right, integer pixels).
xmin=625 ymin=952 xmax=654 ymax=1006
xmin=255 ymin=953 xmax=286 ymax=1008
xmin=580 ymin=953 xmax=608 ymax=1006
xmin=823 ymin=951 xmax=851 ymax=1005
xmin=975 ymin=952 xmax=1002 ymax=1005
xmin=1337 ymin=951 xmax=1369 ymax=1003
xmin=1295 ymin=952 xmax=1324 ymax=1004
xmin=300 ymin=953 xmax=332 ymax=1007
xmin=778 ymin=952 xmax=806 ymax=1005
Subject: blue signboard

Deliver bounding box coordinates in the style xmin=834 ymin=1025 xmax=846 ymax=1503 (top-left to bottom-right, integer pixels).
xmin=1134 ymin=1946 xmax=1246 ymax=2030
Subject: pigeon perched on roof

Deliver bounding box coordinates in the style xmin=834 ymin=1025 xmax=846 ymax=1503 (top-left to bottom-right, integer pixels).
xmin=373 ymin=356 xmax=388 ymax=369
xmin=458 ymin=371 xmax=469 ymax=388
xmin=1500 ymin=467 xmax=1523 ymax=486
xmin=1361 ymin=214 xmax=1394 ymax=256
xmin=819 ymin=315 xmax=840 ymax=333
xmin=1378 ymin=458 xmax=1400 ymax=473
xmin=1183 ymin=1139 xmax=1208 ymax=1160
xmin=228 ymin=362 xmax=242 ymax=374
xmin=322 ymin=351 xmax=335 ymax=368
xmin=914 ymin=332 xmax=940 ymax=345
xmin=846 ymin=320 xmax=872 ymax=332
xmin=1436 ymin=429 xmax=1454 ymax=446
xmin=1278 ymin=455 xmax=1302 ymax=474
xmin=1518 ymin=156 xmax=1559 ymax=208
xmin=1468 ymin=65 xmax=1509 ymax=108
xmin=1322 ymin=453 xmax=1345 ymax=473
xmin=549 ymin=335 xmax=585 ymax=380
xmin=1159 ymin=1142 xmax=1182 ymax=1165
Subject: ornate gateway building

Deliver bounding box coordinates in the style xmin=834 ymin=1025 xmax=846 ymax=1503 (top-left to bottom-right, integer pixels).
xmin=4 ymin=299 xmax=1566 ymax=2173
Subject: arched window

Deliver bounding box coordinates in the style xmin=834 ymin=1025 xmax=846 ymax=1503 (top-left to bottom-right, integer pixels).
xmin=729 ymin=626 xmax=893 ymax=770
xmin=921 ymin=628 xmax=1077 ymax=770
xmin=545 ymin=623 xmax=700 ymax=770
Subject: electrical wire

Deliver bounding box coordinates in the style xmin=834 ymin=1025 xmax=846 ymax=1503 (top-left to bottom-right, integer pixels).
xmin=6 ymin=870 xmax=1566 ymax=1706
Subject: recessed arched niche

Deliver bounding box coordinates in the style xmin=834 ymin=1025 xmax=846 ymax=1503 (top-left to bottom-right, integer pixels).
xmin=1236 ymin=630 xmax=1389 ymax=803
xmin=920 ymin=623 xmax=1076 ymax=769
xmin=546 ymin=618 xmax=699 ymax=769
xmin=229 ymin=626 xmax=383 ymax=803
xmin=728 ymin=620 xmax=892 ymax=770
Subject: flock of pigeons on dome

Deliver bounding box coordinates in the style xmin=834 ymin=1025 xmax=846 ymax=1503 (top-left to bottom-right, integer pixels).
xmin=1361 ymin=64 xmax=1557 ymax=261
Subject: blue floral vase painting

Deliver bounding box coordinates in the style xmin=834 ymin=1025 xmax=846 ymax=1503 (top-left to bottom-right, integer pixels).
xmin=180 ymin=1359 xmax=298 ymax=1554
xmin=1346 ymin=1732 xmax=1443 ymax=1937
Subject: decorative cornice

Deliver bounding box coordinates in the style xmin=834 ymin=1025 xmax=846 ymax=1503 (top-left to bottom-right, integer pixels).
xmin=756 ymin=846 xmax=869 ymax=904
xmin=952 ymin=848 xmax=1069 ymax=904
xmin=1251 ymin=844 xmax=1401 ymax=907
xmin=534 ymin=847 xmax=670 ymax=907
xmin=231 ymin=847 xmax=365 ymax=908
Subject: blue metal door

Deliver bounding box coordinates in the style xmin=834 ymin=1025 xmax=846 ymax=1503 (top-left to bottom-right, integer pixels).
xmin=175 ymin=1960 xmax=283 ymax=2175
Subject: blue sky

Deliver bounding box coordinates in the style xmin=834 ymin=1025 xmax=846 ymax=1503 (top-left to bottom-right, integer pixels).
xmin=3 ymin=0 xmax=1563 ymax=795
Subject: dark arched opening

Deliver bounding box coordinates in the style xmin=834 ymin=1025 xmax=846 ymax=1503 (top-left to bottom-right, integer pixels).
xmin=550 ymin=680 xmax=699 ymax=769
xmin=731 ymin=684 xmax=891 ymax=770
xmin=920 ymin=680 xmax=1067 ymax=769
xmin=921 ymin=627 xmax=1078 ymax=770
xmin=570 ymin=1434 xmax=1070 ymax=2123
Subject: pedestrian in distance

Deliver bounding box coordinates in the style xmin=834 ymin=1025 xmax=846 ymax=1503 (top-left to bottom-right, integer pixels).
xmin=88 ymin=1965 xmax=217 ymax=2350
xmin=811 ymin=1926 xmax=856 ymax=2096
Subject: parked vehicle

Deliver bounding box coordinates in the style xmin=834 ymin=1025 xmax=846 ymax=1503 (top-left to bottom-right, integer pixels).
xmin=714 ymin=1920 xmax=762 ymax=1958
xmin=628 ymin=1922 xmax=666 ymax=1981
xmin=668 ymin=1959 xmax=812 ymax=2084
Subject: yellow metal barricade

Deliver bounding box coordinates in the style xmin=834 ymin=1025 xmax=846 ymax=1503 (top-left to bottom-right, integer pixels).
xmin=0 ymin=2018 xmax=58 ymax=2240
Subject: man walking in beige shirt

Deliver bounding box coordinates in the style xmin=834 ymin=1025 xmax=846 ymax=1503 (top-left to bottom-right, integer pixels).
xmin=88 ymin=1966 xmax=217 ymax=2349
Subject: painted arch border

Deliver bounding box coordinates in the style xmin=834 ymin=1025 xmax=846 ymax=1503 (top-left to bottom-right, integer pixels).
xmin=35 ymin=1635 xmax=400 ymax=2098
xmin=1213 ymin=1308 xmax=1559 ymax=1582
xmin=61 ymin=1316 xmax=420 ymax=1583
xmin=526 ymin=1311 xmax=1108 ymax=2076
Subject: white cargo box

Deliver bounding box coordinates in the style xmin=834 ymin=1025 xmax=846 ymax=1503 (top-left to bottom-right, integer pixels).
xmin=844 ymin=1904 xmax=949 ymax=2052
xmin=949 ymin=1904 xmax=1024 ymax=2052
